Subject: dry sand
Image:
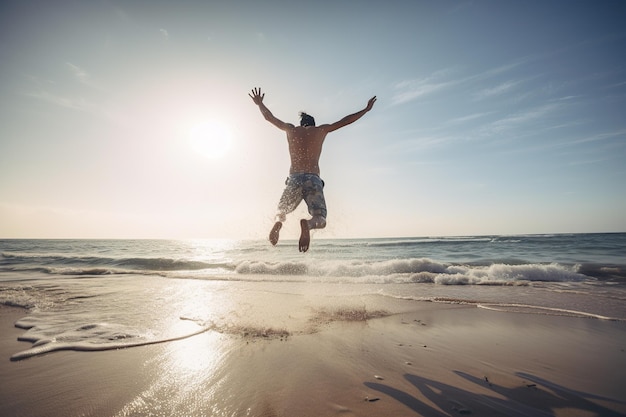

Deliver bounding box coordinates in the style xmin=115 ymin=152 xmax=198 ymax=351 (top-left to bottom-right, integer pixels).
xmin=2 ymin=301 xmax=625 ymax=417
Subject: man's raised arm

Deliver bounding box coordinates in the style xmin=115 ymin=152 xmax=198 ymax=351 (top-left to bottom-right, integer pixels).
xmin=324 ymin=96 xmax=377 ymax=133
xmin=249 ymin=87 xmax=292 ymax=131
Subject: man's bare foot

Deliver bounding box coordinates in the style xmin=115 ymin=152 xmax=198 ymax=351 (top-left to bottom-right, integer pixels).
xmin=299 ymin=219 xmax=310 ymax=253
xmin=269 ymin=222 xmax=282 ymax=246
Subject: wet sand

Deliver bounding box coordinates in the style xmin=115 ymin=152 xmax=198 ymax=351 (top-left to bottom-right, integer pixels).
xmin=1 ymin=301 xmax=625 ymax=417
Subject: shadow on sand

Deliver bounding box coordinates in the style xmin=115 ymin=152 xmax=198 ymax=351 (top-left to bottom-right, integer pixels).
xmin=364 ymin=371 xmax=626 ymax=416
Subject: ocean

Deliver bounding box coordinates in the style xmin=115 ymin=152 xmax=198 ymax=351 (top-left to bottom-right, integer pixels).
xmin=1 ymin=233 xmax=625 ymax=361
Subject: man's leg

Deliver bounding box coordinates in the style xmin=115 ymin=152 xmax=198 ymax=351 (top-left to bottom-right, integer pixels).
xmin=298 ymin=215 xmax=326 ymax=252
xmin=270 ymin=177 xmax=300 ymax=246
xmin=299 ymin=176 xmax=327 ymax=252
xmin=269 ymin=221 xmax=282 ymax=246
xmin=269 ymin=209 xmax=290 ymax=246
xmin=298 ymin=219 xmax=310 ymax=253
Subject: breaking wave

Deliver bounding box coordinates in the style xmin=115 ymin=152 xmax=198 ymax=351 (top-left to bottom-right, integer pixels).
xmin=233 ymin=258 xmax=587 ymax=284
xmin=1 ymin=249 xmax=591 ymax=284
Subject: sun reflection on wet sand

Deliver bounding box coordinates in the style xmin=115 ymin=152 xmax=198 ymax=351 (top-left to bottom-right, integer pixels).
xmin=111 ymin=276 xmax=251 ymax=417
xmin=165 ymin=323 xmax=224 ymax=374
xmin=115 ymin=330 xmax=239 ymax=417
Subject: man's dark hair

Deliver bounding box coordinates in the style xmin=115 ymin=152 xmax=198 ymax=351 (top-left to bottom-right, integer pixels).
xmin=299 ymin=112 xmax=316 ymax=127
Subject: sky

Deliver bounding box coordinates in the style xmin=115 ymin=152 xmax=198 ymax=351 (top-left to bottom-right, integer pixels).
xmin=1 ymin=0 xmax=625 ymax=239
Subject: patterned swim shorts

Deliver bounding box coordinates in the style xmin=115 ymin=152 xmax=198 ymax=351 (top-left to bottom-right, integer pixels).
xmin=276 ymin=173 xmax=327 ymax=219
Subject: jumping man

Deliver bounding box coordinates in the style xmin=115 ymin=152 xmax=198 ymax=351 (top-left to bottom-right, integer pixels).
xmin=249 ymin=87 xmax=377 ymax=252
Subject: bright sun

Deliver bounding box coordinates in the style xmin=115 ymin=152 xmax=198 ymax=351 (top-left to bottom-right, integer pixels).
xmin=189 ymin=121 xmax=232 ymax=159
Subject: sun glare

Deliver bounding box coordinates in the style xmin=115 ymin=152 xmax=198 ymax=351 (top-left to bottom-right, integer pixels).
xmin=189 ymin=121 xmax=232 ymax=159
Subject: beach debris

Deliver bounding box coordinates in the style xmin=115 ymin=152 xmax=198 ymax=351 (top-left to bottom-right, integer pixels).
xmin=313 ymin=306 xmax=389 ymax=324
xmin=405 ymin=361 xmax=413 ymax=365
xmin=484 ymin=376 xmax=492 ymax=386
xmin=240 ymin=326 xmax=290 ymax=340
xmin=374 ymin=375 xmax=384 ymax=380
xmin=526 ymin=383 xmax=537 ymax=388
xmin=364 ymin=397 xmax=380 ymax=402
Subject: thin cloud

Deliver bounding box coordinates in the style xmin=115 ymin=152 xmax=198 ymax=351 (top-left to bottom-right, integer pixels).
xmin=448 ymin=112 xmax=492 ymax=124
xmin=570 ymin=129 xmax=626 ymax=145
xmin=391 ymin=59 xmax=530 ymax=106
xmin=26 ymin=90 xmax=97 ymax=113
xmin=65 ymin=62 xmax=101 ymax=90
xmin=24 ymin=90 xmax=120 ymax=124
xmin=386 ymin=134 xmax=459 ymax=153
xmin=607 ymin=80 xmax=626 ymax=89
xmin=489 ymin=126 xmax=625 ymax=156
xmin=66 ymin=62 xmax=91 ymax=85
xmin=473 ymin=80 xmax=523 ymax=100
xmin=391 ymin=69 xmax=460 ymax=105
xmin=472 ymin=59 xmax=530 ymax=80
xmin=550 ymin=95 xmax=582 ymax=102
xmin=567 ymin=156 xmax=613 ymax=167
xmin=479 ymin=103 xmax=563 ymax=136
xmin=24 ymin=73 xmax=56 ymax=86
xmin=160 ymin=28 xmax=169 ymax=41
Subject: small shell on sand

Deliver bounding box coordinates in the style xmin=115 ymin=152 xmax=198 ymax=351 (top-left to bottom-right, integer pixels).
xmin=374 ymin=375 xmax=384 ymax=380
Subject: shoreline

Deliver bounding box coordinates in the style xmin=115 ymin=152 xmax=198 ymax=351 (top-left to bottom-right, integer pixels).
xmin=2 ymin=302 xmax=626 ymax=416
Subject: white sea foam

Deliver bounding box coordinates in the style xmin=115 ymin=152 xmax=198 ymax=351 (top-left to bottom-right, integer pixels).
xmin=10 ymin=320 xmax=212 ymax=361
xmin=476 ymin=303 xmax=620 ymax=320
xmin=231 ymin=258 xmax=586 ymax=285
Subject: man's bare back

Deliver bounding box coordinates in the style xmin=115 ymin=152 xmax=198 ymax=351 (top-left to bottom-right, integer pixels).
xmin=249 ymin=87 xmax=376 ymax=251
xmin=286 ymin=126 xmax=327 ymax=175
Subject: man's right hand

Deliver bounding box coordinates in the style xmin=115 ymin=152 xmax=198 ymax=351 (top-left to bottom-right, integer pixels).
xmin=249 ymin=87 xmax=265 ymax=105
xmin=366 ymin=96 xmax=377 ymax=111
